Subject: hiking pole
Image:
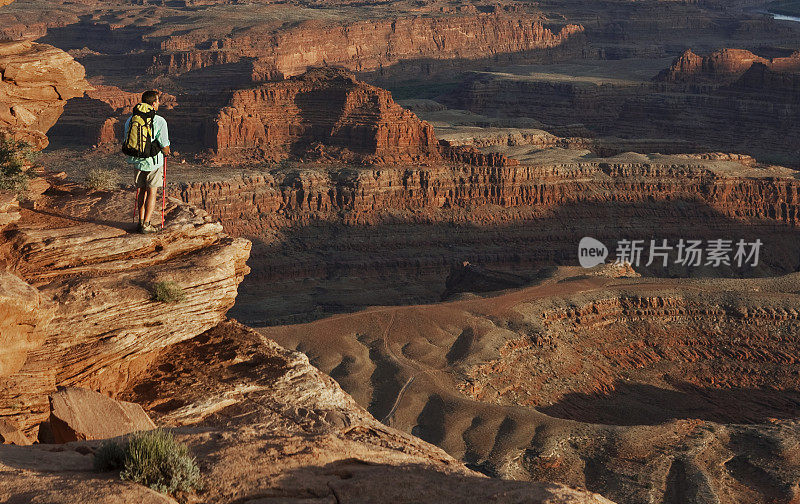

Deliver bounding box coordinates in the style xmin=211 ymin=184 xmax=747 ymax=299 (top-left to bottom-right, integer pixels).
xmin=161 ymin=155 xmax=166 ymax=230
xmin=134 ymin=187 xmax=139 ymax=225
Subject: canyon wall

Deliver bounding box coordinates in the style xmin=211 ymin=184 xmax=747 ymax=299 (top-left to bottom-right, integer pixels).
xmin=445 ymin=64 xmax=800 ymax=165
xmin=151 ymin=14 xmax=585 ymax=79
xmin=181 ymin=160 xmax=800 ymax=229
xmin=178 ymin=156 xmax=800 ymax=324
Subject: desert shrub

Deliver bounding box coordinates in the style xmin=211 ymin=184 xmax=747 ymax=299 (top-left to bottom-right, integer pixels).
xmin=0 ymin=139 xmax=35 ymax=194
xmin=152 ymin=281 xmax=186 ymax=303
xmin=94 ymin=429 xmax=202 ymax=495
xmin=85 ymin=168 xmax=119 ymax=191
xmin=94 ymin=439 xmax=126 ymax=471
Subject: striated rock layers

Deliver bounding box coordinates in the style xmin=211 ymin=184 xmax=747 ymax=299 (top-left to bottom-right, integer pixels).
xmin=210 ymin=67 xmax=441 ymax=164
xmin=0 ymin=181 xmax=251 ymax=437
xmin=181 ymin=155 xmax=800 ymax=233
xmin=0 ymin=40 xmax=91 ymax=149
xmin=178 ymin=153 xmax=800 ymax=324
xmin=445 ymin=57 xmax=800 ymax=165
xmin=152 ymin=13 xmax=585 ymax=80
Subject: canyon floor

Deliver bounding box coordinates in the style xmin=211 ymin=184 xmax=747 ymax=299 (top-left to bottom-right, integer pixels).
xmin=2 ymin=0 xmax=800 ymax=503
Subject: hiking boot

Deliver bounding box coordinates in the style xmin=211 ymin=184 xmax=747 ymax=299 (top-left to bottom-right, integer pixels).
xmin=140 ymin=221 xmax=158 ymax=234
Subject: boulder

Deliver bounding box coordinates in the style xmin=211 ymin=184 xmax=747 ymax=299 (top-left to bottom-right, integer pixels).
xmin=0 ymin=40 xmax=92 ymax=149
xmin=48 ymin=386 xmax=156 ymax=443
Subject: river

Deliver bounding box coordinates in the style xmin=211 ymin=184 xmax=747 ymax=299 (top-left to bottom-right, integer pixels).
xmin=771 ymin=12 xmax=800 ymax=22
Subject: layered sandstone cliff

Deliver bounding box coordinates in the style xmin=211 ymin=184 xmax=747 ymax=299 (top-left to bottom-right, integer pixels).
xmin=0 ymin=181 xmax=251 ymax=437
xmin=211 ymin=67 xmax=440 ymax=164
xmin=151 ymin=13 xmax=585 ymax=79
xmin=181 ymin=156 xmax=800 ymax=229
xmin=0 ymin=40 xmax=91 ymax=149
xmin=175 ymin=153 xmax=800 ymax=327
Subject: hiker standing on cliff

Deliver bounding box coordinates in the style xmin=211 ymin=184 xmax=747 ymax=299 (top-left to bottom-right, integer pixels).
xmin=123 ymin=90 xmax=170 ymax=234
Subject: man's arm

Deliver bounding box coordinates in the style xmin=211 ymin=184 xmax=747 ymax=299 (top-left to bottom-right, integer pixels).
xmin=156 ymin=116 xmax=171 ymax=156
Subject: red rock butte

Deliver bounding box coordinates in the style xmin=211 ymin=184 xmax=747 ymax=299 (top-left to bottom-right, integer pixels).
xmin=211 ymin=67 xmax=441 ymax=164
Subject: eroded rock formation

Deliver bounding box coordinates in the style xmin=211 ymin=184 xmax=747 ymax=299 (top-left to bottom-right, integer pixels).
xmin=656 ymin=48 xmax=800 ymax=84
xmin=152 ymin=13 xmax=585 ymax=79
xmin=175 ymin=153 xmax=800 ymax=328
xmin=211 ymin=67 xmax=440 ymax=164
xmin=0 ymin=40 xmax=91 ymax=148
xmin=0 ymin=181 xmax=250 ymax=437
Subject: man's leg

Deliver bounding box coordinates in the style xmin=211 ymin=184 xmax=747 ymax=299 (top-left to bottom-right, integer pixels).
xmin=142 ymin=187 xmax=158 ymax=224
xmin=137 ymin=189 xmax=144 ymax=222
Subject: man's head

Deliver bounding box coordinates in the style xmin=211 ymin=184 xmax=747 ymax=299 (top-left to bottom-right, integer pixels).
xmin=142 ymin=90 xmax=160 ymax=110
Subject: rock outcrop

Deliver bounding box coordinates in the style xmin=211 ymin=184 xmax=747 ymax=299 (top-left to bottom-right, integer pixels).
xmin=656 ymin=48 xmax=800 ymax=84
xmin=0 ymin=180 xmax=250 ymax=436
xmin=0 ymin=40 xmax=91 ymax=149
xmin=115 ymin=319 xmax=612 ymax=504
xmin=656 ymin=48 xmax=765 ymax=83
xmin=0 ymin=270 xmax=51 ymax=379
xmin=48 ymin=386 xmax=156 ymax=443
xmin=211 ymin=67 xmax=440 ymax=164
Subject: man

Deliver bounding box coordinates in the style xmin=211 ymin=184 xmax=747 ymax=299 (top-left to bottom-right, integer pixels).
xmin=124 ymin=90 xmax=170 ymax=234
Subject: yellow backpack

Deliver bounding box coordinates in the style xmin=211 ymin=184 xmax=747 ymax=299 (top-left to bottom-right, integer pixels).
xmin=122 ymin=103 xmax=162 ymax=158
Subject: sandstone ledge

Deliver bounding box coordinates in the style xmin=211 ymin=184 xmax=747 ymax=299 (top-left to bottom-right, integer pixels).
xmin=0 ymin=180 xmax=251 ymax=437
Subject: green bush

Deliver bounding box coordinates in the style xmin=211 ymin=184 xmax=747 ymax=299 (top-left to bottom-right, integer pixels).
xmin=0 ymin=139 xmax=34 ymax=194
xmin=85 ymin=168 xmax=119 ymax=191
xmin=153 ymin=281 xmax=186 ymax=303
xmin=94 ymin=429 xmax=202 ymax=495
xmin=94 ymin=439 xmax=126 ymax=471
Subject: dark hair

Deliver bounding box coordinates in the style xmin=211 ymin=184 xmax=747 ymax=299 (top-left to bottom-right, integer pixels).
xmin=142 ymin=90 xmax=159 ymax=105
